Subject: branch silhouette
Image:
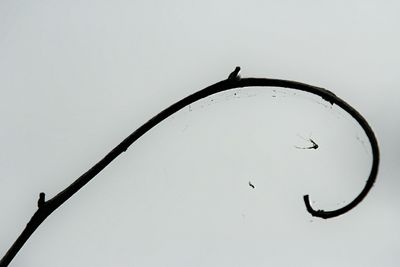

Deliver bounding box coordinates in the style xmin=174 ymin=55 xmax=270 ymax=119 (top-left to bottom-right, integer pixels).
xmin=0 ymin=68 xmax=380 ymax=266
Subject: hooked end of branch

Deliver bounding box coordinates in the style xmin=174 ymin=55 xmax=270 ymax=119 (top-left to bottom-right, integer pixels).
xmin=303 ymin=194 xmax=331 ymax=219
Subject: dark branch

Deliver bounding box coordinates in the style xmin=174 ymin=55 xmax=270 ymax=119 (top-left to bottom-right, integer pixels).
xmin=0 ymin=67 xmax=380 ymax=266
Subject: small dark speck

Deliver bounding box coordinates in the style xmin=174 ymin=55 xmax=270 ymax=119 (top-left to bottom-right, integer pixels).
xmin=249 ymin=181 xmax=255 ymax=189
xmin=234 ymin=93 xmax=237 ymax=96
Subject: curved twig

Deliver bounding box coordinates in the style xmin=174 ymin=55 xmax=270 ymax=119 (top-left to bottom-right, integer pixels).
xmin=0 ymin=68 xmax=379 ymax=266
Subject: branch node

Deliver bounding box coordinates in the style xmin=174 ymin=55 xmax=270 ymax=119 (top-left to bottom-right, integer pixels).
xmin=321 ymin=88 xmax=336 ymax=105
xmin=37 ymin=192 xmax=45 ymax=208
xmin=228 ymin=66 xmax=241 ymax=81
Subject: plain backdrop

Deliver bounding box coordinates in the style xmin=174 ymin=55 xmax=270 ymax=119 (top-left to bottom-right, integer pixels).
xmin=0 ymin=1 xmax=399 ymax=266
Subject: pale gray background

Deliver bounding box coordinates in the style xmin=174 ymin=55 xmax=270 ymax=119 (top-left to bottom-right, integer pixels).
xmin=0 ymin=0 xmax=399 ymax=266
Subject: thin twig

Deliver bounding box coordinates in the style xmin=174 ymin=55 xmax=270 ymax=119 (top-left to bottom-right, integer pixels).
xmin=0 ymin=68 xmax=380 ymax=266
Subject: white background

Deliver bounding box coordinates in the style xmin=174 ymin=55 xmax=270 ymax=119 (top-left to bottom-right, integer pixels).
xmin=1 ymin=1 xmax=399 ymax=266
